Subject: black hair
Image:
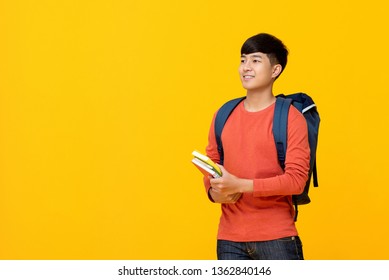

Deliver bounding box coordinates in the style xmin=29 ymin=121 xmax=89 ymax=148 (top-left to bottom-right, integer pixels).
xmin=241 ymin=33 xmax=288 ymax=78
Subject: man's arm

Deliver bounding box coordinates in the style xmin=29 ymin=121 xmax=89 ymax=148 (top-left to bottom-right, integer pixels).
xmin=210 ymin=165 xmax=253 ymax=195
xmin=210 ymin=108 xmax=310 ymax=197
xmin=203 ymin=113 xmax=243 ymax=203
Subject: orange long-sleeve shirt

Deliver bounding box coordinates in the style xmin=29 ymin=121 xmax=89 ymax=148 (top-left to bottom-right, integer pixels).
xmin=204 ymin=100 xmax=310 ymax=241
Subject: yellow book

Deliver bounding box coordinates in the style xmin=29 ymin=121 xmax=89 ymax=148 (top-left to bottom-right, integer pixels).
xmin=191 ymin=150 xmax=222 ymax=177
xmin=191 ymin=158 xmax=221 ymax=178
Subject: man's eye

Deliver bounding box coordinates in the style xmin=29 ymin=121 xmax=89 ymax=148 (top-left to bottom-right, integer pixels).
xmin=240 ymin=60 xmax=245 ymax=63
xmin=253 ymin=60 xmax=260 ymax=63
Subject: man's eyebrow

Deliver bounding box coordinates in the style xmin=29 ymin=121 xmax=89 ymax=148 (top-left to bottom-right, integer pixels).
xmin=240 ymin=54 xmax=263 ymax=58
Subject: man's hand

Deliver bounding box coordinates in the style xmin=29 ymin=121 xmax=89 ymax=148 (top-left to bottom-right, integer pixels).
xmin=210 ymin=165 xmax=253 ymax=195
xmin=209 ymin=187 xmax=242 ymax=204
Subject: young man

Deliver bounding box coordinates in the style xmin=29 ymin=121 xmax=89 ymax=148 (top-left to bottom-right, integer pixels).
xmin=204 ymin=33 xmax=310 ymax=260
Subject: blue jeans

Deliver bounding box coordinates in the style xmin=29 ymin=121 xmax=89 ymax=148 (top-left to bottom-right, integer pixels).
xmin=217 ymin=236 xmax=304 ymax=260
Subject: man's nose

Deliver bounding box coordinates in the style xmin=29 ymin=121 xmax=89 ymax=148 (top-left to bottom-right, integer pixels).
xmin=243 ymin=61 xmax=252 ymax=71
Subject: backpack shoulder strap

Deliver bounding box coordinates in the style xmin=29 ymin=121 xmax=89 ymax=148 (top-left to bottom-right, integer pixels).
xmin=215 ymin=97 xmax=245 ymax=165
xmin=273 ymin=97 xmax=292 ymax=169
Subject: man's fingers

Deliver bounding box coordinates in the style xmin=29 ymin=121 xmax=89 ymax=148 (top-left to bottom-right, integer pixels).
xmin=209 ymin=177 xmax=222 ymax=184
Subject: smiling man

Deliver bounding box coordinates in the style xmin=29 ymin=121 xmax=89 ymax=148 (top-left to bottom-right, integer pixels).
xmin=203 ymin=33 xmax=310 ymax=260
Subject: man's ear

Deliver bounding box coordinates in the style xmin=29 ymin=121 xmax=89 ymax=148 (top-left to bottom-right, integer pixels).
xmin=272 ymin=64 xmax=282 ymax=79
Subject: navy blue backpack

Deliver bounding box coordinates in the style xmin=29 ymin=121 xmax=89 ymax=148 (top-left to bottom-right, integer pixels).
xmin=214 ymin=93 xmax=320 ymax=220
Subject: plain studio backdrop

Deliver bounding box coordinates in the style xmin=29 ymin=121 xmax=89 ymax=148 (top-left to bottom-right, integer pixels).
xmin=1 ymin=0 xmax=388 ymax=259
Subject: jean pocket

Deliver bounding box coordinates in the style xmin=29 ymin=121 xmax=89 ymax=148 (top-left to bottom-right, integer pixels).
xmin=278 ymin=236 xmax=303 ymax=260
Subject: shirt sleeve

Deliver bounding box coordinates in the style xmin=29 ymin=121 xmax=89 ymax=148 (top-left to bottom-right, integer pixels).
xmin=253 ymin=108 xmax=310 ymax=197
xmin=203 ymin=112 xmax=220 ymax=201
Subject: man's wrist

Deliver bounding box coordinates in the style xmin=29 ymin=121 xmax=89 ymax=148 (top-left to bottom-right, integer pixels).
xmin=239 ymin=179 xmax=254 ymax=193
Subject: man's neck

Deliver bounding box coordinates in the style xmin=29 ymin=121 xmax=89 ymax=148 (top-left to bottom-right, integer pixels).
xmin=244 ymin=88 xmax=276 ymax=112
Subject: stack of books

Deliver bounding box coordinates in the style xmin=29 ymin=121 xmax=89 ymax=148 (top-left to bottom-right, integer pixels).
xmin=191 ymin=150 xmax=222 ymax=178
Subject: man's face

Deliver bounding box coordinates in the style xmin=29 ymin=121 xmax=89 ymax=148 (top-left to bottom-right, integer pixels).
xmin=238 ymin=52 xmax=279 ymax=91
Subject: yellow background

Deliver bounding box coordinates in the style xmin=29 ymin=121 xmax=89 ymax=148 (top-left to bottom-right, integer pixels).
xmin=1 ymin=0 xmax=388 ymax=259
